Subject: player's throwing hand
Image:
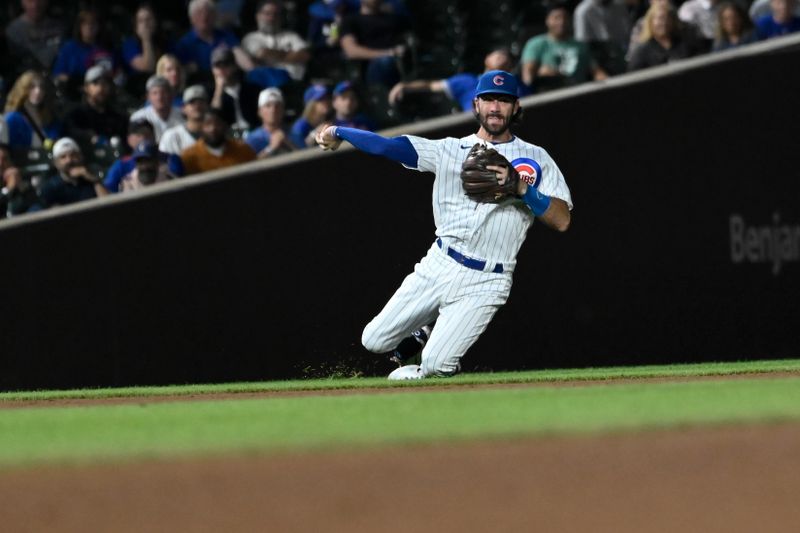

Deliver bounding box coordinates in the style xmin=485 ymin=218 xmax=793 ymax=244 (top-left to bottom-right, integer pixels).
xmin=315 ymin=125 xmax=343 ymax=151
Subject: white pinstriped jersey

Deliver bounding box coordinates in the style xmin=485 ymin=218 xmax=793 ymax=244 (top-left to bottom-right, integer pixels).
xmin=403 ymin=133 xmax=573 ymax=269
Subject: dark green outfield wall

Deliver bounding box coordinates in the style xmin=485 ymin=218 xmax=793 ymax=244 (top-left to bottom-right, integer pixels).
xmin=2 ymin=38 xmax=799 ymax=390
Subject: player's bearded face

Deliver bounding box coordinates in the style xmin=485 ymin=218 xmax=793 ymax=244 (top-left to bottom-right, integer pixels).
xmin=475 ymin=95 xmax=518 ymax=135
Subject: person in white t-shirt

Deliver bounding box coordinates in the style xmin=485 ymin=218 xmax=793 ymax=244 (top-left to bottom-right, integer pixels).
xmin=242 ymin=0 xmax=311 ymax=81
xmin=678 ymin=0 xmax=724 ymax=42
xmin=159 ymin=85 xmax=209 ymax=155
xmin=130 ymin=75 xmax=184 ymax=142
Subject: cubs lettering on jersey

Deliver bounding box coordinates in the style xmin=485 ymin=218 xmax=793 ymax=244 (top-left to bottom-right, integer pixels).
xmin=511 ymin=157 xmax=542 ymax=188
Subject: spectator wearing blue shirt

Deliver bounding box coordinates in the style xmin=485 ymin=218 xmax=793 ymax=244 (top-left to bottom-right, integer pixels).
xmin=52 ymin=9 xmax=116 ymax=86
xmin=388 ymin=50 xmax=518 ymax=114
xmin=175 ymin=0 xmax=254 ymax=81
xmin=104 ymin=119 xmax=184 ymax=193
xmin=3 ymin=70 xmax=62 ymax=149
xmin=245 ymin=88 xmax=296 ymax=158
xmin=331 ymin=81 xmax=376 ymax=131
xmin=119 ymin=141 xmax=178 ymax=192
xmin=750 ymin=0 xmax=800 ymax=20
xmin=122 ymin=4 xmax=175 ymax=76
xmin=755 ymin=0 xmax=800 ymax=39
xmin=289 ymin=84 xmax=333 ymax=148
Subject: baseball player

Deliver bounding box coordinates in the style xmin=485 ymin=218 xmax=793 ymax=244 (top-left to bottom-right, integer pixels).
xmin=316 ymin=70 xmax=573 ymax=380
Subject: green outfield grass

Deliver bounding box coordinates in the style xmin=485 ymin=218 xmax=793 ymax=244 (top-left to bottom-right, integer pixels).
xmin=0 ymin=360 xmax=799 ymax=469
xmin=2 ymin=358 xmax=799 ymax=402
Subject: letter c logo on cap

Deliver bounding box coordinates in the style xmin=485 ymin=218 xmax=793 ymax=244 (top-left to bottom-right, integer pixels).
xmin=493 ymin=75 xmax=504 ymax=86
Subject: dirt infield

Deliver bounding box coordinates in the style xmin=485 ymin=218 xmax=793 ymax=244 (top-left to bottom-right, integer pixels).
xmin=1 ymin=422 xmax=799 ymax=533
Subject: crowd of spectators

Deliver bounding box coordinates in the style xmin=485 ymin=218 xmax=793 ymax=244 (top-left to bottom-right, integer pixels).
xmin=1 ymin=0 xmax=798 ymax=220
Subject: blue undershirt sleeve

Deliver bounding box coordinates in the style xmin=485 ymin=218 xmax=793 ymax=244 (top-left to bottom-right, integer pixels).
xmin=334 ymin=127 xmax=418 ymax=168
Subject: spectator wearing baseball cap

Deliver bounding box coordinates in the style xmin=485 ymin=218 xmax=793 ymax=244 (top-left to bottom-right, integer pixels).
xmin=119 ymin=140 xmax=175 ymax=192
xmin=332 ymin=81 xmax=376 ymax=131
xmin=180 ymin=109 xmax=256 ymax=175
xmin=104 ymin=119 xmax=184 ymax=193
xmin=245 ymin=87 xmax=296 ymax=158
xmin=39 ymin=137 xmax=108 ymax=208
xmin=208 ymin=46 xmax=265 ymax=134
xmin=160 ymin=85 xmax=210 ymax=156
xmin=304 ymin=84 xmax=329 ymax=104
xmin=289 ymin=84 xmax=333 ymax=148
xmin=175 ymin=0 xmax=253 ymax=77
xmin=129 ymin=75 xmax=185 ymax=143
xmin=64 ymin=64 xmax=128 ymax=150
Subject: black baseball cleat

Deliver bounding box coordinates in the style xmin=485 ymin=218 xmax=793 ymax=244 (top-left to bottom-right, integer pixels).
xmin=390 ymin=325 xmax=431 ymax=366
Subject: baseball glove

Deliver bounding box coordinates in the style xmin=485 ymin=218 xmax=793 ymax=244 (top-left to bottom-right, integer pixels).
xmin=460 ymin=143 xmax=520 ymax=203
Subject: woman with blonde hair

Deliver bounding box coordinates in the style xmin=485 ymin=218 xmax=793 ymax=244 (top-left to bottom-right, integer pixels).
xmin=156 ymin=54 xmax=187 ymax=107
xmin=289 ymin=84 xmax=333 ymax=148
xmin=627 ymin=0 xmax=675 ymax=59
xmin=628 ymin=4 xmax=701 ymax=71
xmin=4 ymin=70 xmax=62 ymax=149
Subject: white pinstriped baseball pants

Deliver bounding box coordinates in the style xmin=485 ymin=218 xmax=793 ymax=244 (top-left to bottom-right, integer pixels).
xmin=362 ymin=241 xmax=513 ymax=376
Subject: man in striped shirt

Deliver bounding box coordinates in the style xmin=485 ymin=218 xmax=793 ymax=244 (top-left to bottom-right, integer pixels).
xmin=316 ymin=70 xmax=573 ymax=380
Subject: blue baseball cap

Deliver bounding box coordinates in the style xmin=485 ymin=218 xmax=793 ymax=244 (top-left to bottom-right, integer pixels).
xmin=132 ymin=140 xmax=159 ymax=160
xmin=474 ymin=70 xmax=519 ymax=99
xmin=333 ymin=80 xmax=355 ymax=96
xmin=303 ymin=84 xmax=329 ymax=104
